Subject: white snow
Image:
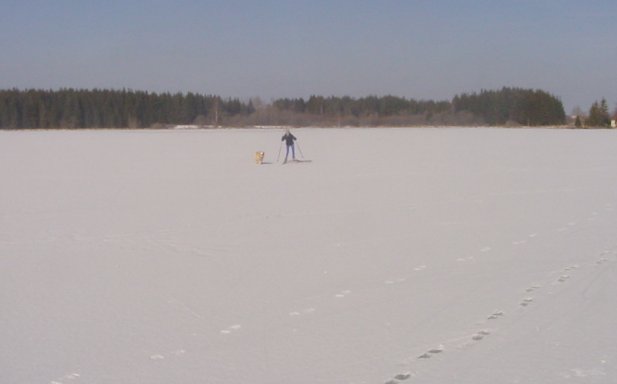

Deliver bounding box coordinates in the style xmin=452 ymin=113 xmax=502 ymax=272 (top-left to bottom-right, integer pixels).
xmin=1 ymin=127 xmax=617 ymax=384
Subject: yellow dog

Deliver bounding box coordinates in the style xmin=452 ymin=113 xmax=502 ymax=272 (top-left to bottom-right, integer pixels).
xmin=255 ymin=151 xmax=265 ymax=164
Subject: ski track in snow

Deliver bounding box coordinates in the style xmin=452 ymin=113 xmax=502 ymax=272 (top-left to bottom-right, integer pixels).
xmin=34 ymin=200 xmax=617 ymax=384
xmin=381 ymin=209 xmax=617 ymax=384
xmin=149 ymin=349 xmax=187 ymax=362
xmin=334 ymin=289 xmax=352 ymax=299
xmin=49 ymin=372 xmax=80 ymax=384
xmin=4 ymin=130 xmax=616 ymax=384
xmin=220 ymin=324 xmax=242 ymax=335
xmin=151 ymin=206 xmax=616 ymax=384
xmin=188 ymin=207 xmax=616 ymax=384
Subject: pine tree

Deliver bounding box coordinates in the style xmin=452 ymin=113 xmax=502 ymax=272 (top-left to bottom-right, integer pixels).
xmin=586 ymin=99 xmax=610 ymax=127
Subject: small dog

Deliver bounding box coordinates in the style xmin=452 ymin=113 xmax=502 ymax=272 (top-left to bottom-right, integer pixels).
xmin=255 ymin=151 xmax=265 ymax=164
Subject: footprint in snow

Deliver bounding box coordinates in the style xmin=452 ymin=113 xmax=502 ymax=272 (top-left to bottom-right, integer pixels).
xmin=558 ymin=275 xmax=570 ymax=283
xmin=394 ymin=372 xmax=412 ymax=380
xmin=334 ymin=290 xmax=351 ymax=298
xmin=50 ymin=373 xmax=80 ymax=384
xmin=384 ymin=372 xmax=414 ymax=384
xmin=520 ymin=297 xmax=534 ymax=307
xmin=488 ymin=311 xmax=504 ymax=320
xmin=289 ymin=308 xmax=316 ymax=317
xmin=456 ymin=256 xmax=475 ymax=262
xmin=220 ymin=324 xmax=242 ymax=334
xmin=472 ymin=330 xmax=491 ymax=341
xmin=526 ymin=284 xmax=541 ymax=292
xmin=418 ymin=346 xmax=444 ymax=360
xmin=150 ymin=349 xmax=186 ymax=360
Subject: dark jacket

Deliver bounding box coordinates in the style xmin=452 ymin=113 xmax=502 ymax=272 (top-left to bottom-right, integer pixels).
xmin=282 ymin=133 xmax=296 ymax=146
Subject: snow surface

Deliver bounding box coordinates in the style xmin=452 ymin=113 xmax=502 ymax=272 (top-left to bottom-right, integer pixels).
xmin=1 ymin=127 xmax=617 ymax=384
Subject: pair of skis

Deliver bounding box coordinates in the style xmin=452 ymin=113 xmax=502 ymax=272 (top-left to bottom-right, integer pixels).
xmin=277 ymin=141 xmax=308 ymax=164
xmin=281 ymin=159 xmax=312 ymax=165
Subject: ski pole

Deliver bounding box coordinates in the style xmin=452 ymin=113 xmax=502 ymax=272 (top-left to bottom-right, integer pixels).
xmin=276 ymin=140 xmax=283 ymax=162
xmin=295 ymin=142 xmax=305 ymax=159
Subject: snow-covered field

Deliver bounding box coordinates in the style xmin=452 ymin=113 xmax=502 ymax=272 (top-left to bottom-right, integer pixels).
xmin=2 ymin=127 xmax=617 ymax=384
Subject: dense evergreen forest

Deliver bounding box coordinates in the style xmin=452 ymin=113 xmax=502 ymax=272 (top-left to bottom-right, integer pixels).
xmin=0 ymin=87 xmax=568 ymax=129
xmin=0 ymin=89 xmax=252 ymax=129
xmin=452 ymin=88 xmax=566 ymax=126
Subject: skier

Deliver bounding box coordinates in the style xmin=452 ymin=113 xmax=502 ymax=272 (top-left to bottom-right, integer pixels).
xmin=281 ymin=128 xmax=297 ymax=163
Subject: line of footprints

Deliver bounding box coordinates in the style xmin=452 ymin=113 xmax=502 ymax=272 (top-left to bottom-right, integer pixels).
xmin=384 ymin=247 xmax=617 ymax=384
xmin=217 ymin=290 xmax=354 ymax=336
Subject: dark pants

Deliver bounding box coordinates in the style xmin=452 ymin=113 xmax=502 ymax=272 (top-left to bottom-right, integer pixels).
xmin=285 ymin=144 xmax=295 ymax=161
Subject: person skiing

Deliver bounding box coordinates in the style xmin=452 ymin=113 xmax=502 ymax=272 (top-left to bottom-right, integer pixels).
xmin=281 ymin=128 xmax=297 ymax=163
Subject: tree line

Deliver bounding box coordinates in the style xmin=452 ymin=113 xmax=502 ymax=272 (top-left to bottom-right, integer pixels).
xmin=579 ymin=98 xmax=612 ymax=128
xmin=452 ymin=87 xmax=566 ymax=126
xmin=0 ymin=87 xmax=571 ymax=129
xmin=0 ymin=88 xmax=253 ymax=129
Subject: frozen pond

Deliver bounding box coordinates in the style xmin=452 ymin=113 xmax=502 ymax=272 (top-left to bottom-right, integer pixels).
xmin=1 ymin=127 xmax=616 ymax=383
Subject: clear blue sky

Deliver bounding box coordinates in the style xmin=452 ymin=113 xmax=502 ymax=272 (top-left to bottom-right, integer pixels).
xmin=1 ymin=0 xmax=615 ymax=112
